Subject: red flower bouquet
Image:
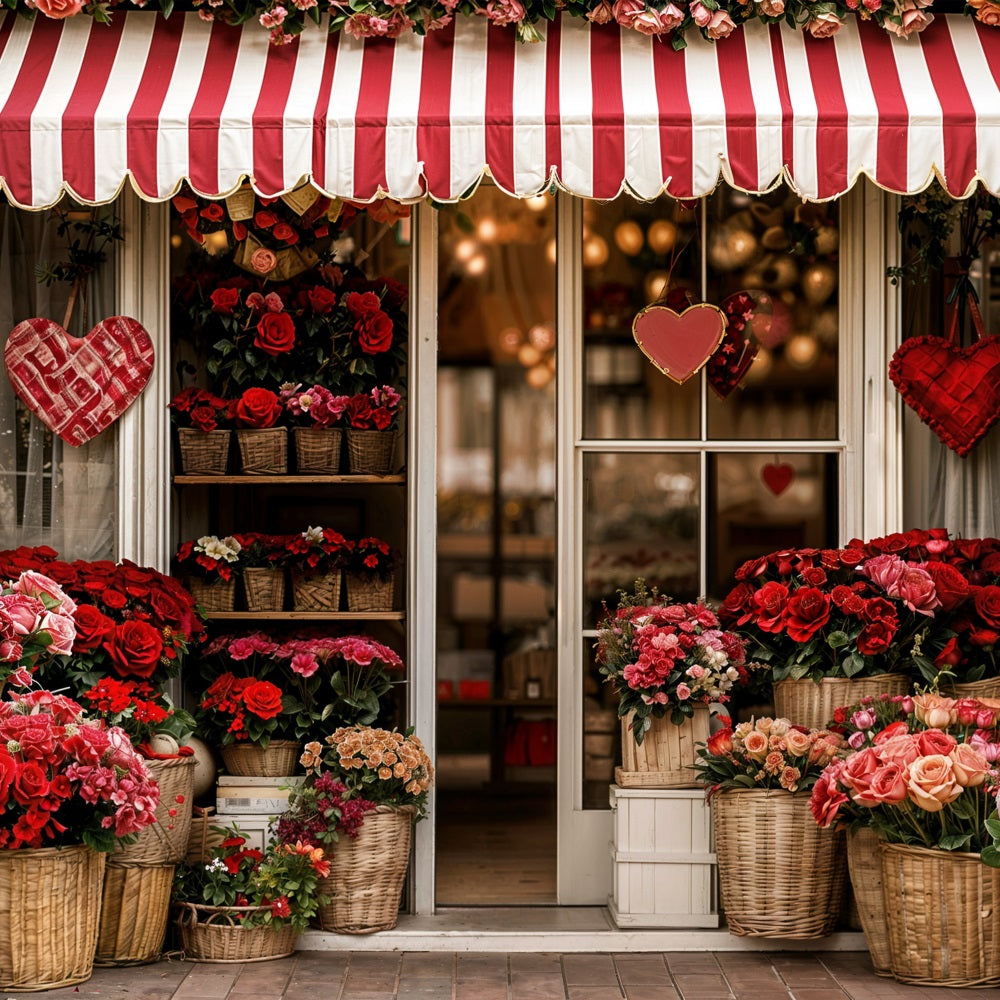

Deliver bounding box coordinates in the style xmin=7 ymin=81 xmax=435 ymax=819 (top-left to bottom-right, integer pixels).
xmin=168 ymin=387 xmax=233 ymax=432
xmin=175 ymin=535 xmax=243 ymax=584
xmin=197 ymin=671 xmax=289 ymax=747
xmin=347 ymin=536 xmax=398 ymax=581
xmin=81 ymin=677 xmax=196 ymax=748
xmin=278 ymin=526 xmax=353 ymax=577
xmin=279 ymin=384 xmax=350 ymax=428
xmin=344 ymin=386 xmax=402 ymax=432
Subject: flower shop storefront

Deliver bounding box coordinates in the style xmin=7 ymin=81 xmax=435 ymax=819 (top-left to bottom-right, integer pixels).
xmin=0 ymin=0 xmax=1000 ymax=959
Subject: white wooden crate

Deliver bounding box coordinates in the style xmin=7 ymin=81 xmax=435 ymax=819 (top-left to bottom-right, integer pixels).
xmin=608 ymin=785 xmax=718 ymax=929
xmin=216 ymin=775 xmax=303 ymax=815
xmin=207 ymin=811 xmax=276 ymax=853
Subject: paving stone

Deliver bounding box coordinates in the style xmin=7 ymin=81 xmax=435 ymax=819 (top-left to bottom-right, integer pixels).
xmin=566 ymin=987 xmax=626 ymax=1000
xmin=562 ymin=955 xmax=619 ymax=986
xmin=624 ymin=986 xmax=682 ymax=1000
xmin=455 ymin=983 xmax=510 ymax=1000
xmin=401 ymin=952 xmax=458 ymax=977
xmin=613 ymin=956 xmax=672 ymax=986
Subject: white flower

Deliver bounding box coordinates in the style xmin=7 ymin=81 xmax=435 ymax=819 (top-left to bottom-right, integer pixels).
xmin=196 ymin=535 xmax=242 ymax=563
xmin=302 ymin=525 xmax=325 ymax=545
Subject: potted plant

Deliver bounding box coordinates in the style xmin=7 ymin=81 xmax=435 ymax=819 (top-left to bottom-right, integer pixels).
xmin=235 ymin=533 xmax=286 ymax=612
xmin=169 ymin=387 xmax=233 ymax=475
xmin=281 ymin=383 xmax=350 ymax=474
xmin=344 ymin=536 xmax=399 ymax=612
xmin=233 ymin=387 xmax=287 ymax=475
xmin=693 ymin=716 xmax=847 ymax=939
xmin=595 ymin=581 xmax=751 ymax=787
xmin=343 ymin=385 xmax=402 ymax=475
xmin=175 ymin=535 xmax=243 ymax=612
xmin=285 ymin=726 xmax=433 ymax=933
xmin=173 ymin=831 xmax=330 ymax=962
xmin=279 ymin=526 xmax=353 ymax=612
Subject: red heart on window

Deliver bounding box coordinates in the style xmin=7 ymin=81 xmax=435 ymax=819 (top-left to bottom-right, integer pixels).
xmin=632 ymin=304 xmax=727 ymax=384
xmin=889 ymin=335 xmax=1000 ymax=458
xmin=4 ymin=316 xmax=155 ymax=447
xmin=762 ymin=463 xmax=794 ymax=496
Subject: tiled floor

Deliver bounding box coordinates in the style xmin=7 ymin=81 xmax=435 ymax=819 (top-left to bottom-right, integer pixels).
xmin=35 ymin=952 xmax=1000 ymax=999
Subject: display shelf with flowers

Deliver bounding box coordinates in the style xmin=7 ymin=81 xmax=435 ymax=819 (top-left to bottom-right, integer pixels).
xmin=281 ymin=382 xmax=350 ymax=474
xmin=279 ymin=526 xmax=354 ymax=612
xmin=289 ymin=726 xmax=432 ymax=933
xmin=345 ymin=536 xmax=399 ymax=612
xmin=234 ymin=533 xmax=287 ymax=612
xmin=173 ymin=831 xmax=330 ymax=962
xmin=169 ymin=387 xmax=235 ymax=475
xmin=175 ymin=534 xmax=243 ymax=613
xmin=344 ymin=385 xmax=403 ymax=475
xmin=233 ymin=387 xmax=288 ymax=474
xmin=595 ymin=580 xmax=752 ymax=788
xmin=693 ymin=716 xmax=847 ymax=939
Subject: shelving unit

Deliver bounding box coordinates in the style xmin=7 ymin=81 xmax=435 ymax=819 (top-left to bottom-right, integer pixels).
xmin=174 ymin=475 xmax=405 ymax=486
xmin=204 ymin=611 xmax=405 ymax=621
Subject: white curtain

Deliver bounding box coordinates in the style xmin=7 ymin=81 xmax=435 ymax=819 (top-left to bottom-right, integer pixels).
xmin=0 ymin=208 xmax=116 ymax=560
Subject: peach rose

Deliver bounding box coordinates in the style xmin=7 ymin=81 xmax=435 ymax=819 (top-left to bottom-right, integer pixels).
xmin=586 ymin=0 xmax=613 ymax=21
xmin=757 ymin=0 xmax=783 ymax=13
xmin=912 ymin=692 xmax=956 ymax=730
xmin=612 ymin=0 xmax=644 ymax=26
xmin=976 ymin=1 xmax=1000 ymax=25
xmin=784 ymin=729 xmax=813 ymax=757
xmin=907 ymin=754 xmax=961 ymax=812
xmin=950 ymin=744 xmax=990 ymax=787
xmin=742 ymin=730 xmax=769 ymax=762
xmin=250 ymin=248 xmax=278 ymax=275
xmin=34 ymin=0 xmax=83 ymax=18
xmin=876 ymin=733 xmax=921 ymax=766
xmin=866 ymin=762 xmax=909 ymax=804
xmin=841 ymin=746 xmax=879 ymax=796
xmin=704 ymin=9 xmax=736 ymax=38
xmin=805 ymin=11 xmax=844 ymax=36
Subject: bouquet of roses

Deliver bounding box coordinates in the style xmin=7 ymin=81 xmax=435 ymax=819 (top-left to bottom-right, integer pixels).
xmin=346 ymin=537 xmax=398 ymax=582
xmin=278 ymin=526 xmax=353 ymax=578
xmin=81 ymin=677 xmax=196 ymax=748
xmin=197 ymin=672 xmax=289 ymax=747
xmin=175 ymin=535 xmax=243 ymax=584
xmin=168 ymin=387 xmax=233 ymax=433
xmin=275 ymin=771 xmax=376 ymax=848
xmin=344 ymin=386 xmax=402 ymax=432
xmin=596 ymin=580 xmax=751 ymax=745
xmin=279 ymin=383 xmax=349 ymax=428
xmin=0 ymin=570 xmax=77 ymax=688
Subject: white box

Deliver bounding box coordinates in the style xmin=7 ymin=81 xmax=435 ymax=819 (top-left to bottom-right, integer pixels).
xmin=216 ymin=775 xmax=303 ymax=815
xmin=208 ymin=812 xmax=276 ymax=853
xmin=608 ymin=785 xmax=719 ymax=929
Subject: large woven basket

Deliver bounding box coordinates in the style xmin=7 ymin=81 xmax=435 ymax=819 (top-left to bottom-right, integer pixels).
xmin=947 ymin=677 xmax=1000 ymax=700
xmin=187 ymin=577 xmax=236 ymax=613
xmin=615 ymin=706 xmax=708 ymax=789
xmin=95 ymin=862 xmax=174 ymax=966
xmin=293 ymin=427 xmax=342 ymax=474
xmin=712 ymin=788 xmax=845 ymax=939
xmin=318 ymin=805 xmax=414 ymax=933
xmin=773 ymin=674 xmax=910 ymax=730
xmin=177 ymin=428 xmax=231 ymax=475
xmin=176 ymin=903 xmax=296 ymax=962
xmin=847 ymin=827 xmax=892 ymax=976
xmin=880 ymin=841 xmax=1000 ymax=987
xmin=243 ymin=567 xmax=285 ymax=611
xmin=345 ymin=429 xmax=396 ymax=475
xmin=236 ymin=428 xmax=288 ymax=475
xmin=291 ymin=570 xmax=341 ymax=611
xmin=345 ymin=573 xmax=394 ymax=612
xmin=0 ymin=844 xmax=105 ymax=991
xmin=221 ymin=740 xmax=299 ymax=778
xmin=114 ymin=756 xmax=196 ymax=865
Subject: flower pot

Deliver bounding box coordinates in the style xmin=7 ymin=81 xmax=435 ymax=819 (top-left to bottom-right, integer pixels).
xmin=317 ymin=805 xmax=415 ymax=933
xmin=345 ymin=572 xmax=394 ymax=612
xmin=95 ymin=862 xmax=174 ymax=967
xmin=291 ymin=570 xmax=341 ymax=611
xmin=243 ymin=567 xmax=285 ymax=612
xmin=220 ymin=740 xmax=299 ymax=778
xmin=0 ymin=844 xmax=106 ymax=990
xmin=847 ymin=827 xmax=892 ymax=977
xmin=177 ymin=428 xmax=230 ymax=475
xmin=711 ymin=788 xmax=845 ymax=939
xmin=880 ymin=841 xmax=1000 ymax=987
xmin=615 ymin=705 xmax=709 ymax=789
xmin=113 ymin=756 xmax=196 ymax=865
xmin=187 ymin=577 xmax=236 ymax=613
xmin=175 ymin=903 xmax=296 ymax=962
xmin=293 ymin=427 xmax=342 ymax=474
xmin=235 ymin=427 xmax=288 ymax=475
xmin=772 ymin=673 xmax=910 ymax=730
xmin=345 ymin=429 xmax=396 ymax=475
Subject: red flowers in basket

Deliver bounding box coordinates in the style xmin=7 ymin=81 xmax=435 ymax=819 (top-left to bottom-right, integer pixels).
xmin=344 ymin=386 xmax=402 ymax=431
xmin=169 ymin=388 xmax=233 ymax=432
xmin=198 ymin=672 xmax=287 ymax=746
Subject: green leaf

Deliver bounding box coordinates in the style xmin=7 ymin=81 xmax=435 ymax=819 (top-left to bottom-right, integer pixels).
xmin=826 ymin=630 xmax=849 ymax=649
xmin=984 ymin=817 xmax=1000 ymax=840
xmin=843 ymin=652 xmax=865 ymax=678
xmin=982 ymin=845 xmax=1000 ymax=869
xmin=938 ymin=833 xmax=972 ymax=852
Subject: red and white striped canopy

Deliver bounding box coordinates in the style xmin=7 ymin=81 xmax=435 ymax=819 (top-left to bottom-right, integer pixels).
xmin=0 ymin=10 xmax=998 ymax=208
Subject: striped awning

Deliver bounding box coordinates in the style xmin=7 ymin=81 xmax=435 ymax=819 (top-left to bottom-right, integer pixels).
xmin=0 ymin=10 xmax=999 ymax=208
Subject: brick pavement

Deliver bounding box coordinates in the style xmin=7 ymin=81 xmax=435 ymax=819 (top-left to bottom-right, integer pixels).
xmin=31 ymin=952 xmax=1000 ymax=999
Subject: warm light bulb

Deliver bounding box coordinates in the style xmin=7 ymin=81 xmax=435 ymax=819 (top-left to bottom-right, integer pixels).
xmin=499 ymin=327 xmax=523 ymax=354
xmin=545 ymin=238 xmax=557 ymax=265
xmin=525 ymin=194 xmax=549 ymax=212
xmin=613 ymin=220 xmax=644 ymax=256
xmin=526 ymin=363 xmax=553 ymax=389
xmin=517 ymin=344 xmax=543 ymax=367
xmin=455 ymin=238 xmax=477 ymax=263
xmin=477 ymin=217 xmax=498 ymax=242
xmin=647 ymin=219 xmax=677 ymax=255
xmin=785 ymin=333 xmax=820 ymax=369
xmin=203 ymin=230 xmax=230 ymax=255
xmin=465 ymin=253 xmax=488 ymax=276
xmin=583 ymin=234 xmax=609 ymax=269
xmin=528 ymin=324 xmax=555 ymax=351
xmin=644 ymin=270 xmax=670 ymax=303
xmin=170 ymin=234 xmax=183 ymax=249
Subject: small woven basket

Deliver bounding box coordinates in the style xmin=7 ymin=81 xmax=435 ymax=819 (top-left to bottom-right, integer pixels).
xmin=345 ymin=573 xmax=394 ymax=612
xmin=113 ymin=756 xmax=196 ymax=865
xmin=712 ymin=788 xmax=845 ymax=939
xmin=847 ymin=827 xmax=892 ymax=976
xmin=773 ymin=674 xmax=910 ymax=730
xmin=291 ymin=571 xmax=341 ymax=611
xmin=95 ymin=862 xmax=174 ymax=967
xmin=293 ymin=427 xmax=342 ymax=474
xmin=176 ymin=903 xmax=296 ymax=963
xmin=880 ymin=841 xmax=1000 ymax=987
xmin=243 ymin=568 xmax=285 ymax=612
xmin=345 ymin=429 xmax=396 ymax=475
xmin=615 ymin=706 xmax=708 ymax=789
xmin=177 ymin=429 xmax=230 ymax=475
xmin=187 ymin=577 xmax=236 ymax=613
xmin=318 ymin=805 xmax=414 ymax=934
xmin=0 ymin=844 xmax=105 ymax=991
xmin=947 ymin=677 xmax=1000 ymax=700
xmin=236 ymin=428 xmax=288 ymax=475
xmin=221 ymin=740 xmax=300 ymax=778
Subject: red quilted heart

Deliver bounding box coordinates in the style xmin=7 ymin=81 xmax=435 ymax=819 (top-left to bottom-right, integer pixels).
xmin=5 ymin=316 xmax=155 ymax=447
xmin=889 ymin=335 xmax=1000 ymax=458
xmin=632 ymin=304 xmax=727 ymax=384
xmin=762 ymin=463 xmax=794 ymax=496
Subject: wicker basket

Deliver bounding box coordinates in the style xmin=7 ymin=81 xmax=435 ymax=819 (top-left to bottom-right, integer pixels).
xmin=113 ymin=756 xmax=196 ymax=865
xmin=847 ymin=827 xmax=892 ymax=976
xmin=221 ymin=740 xmax=299 ymax=778
xmin=177 ymin=429 xmax=231 ymax=475
xmin=176 ymin=903 xmax=296 ymax=962
xmin=293 ymin=427 xmax=342 ymax=474
xmin=291 ymin=570 xmax=341 ymax=611
xmin=345 ymin=573 xmax=394 ymax=612
xmin=345 ymin=429 xmax=396 ymax=475
xmin=947 ymin=677 xmax=1000 ymax=700
xmin=187 ymin=577 xmax=237 ymax=613
xmin=186 ymin=807 xmax=226 ymax=866
xmin=318 ymin=805 xmax=414 ymax=934
xmin=0 ymin=844 xmax=105 ymax=991
xmin=712 ymin=788 xmax=845 ymax=939
xmin=95 ymin=862 xmax=174 ymax=966
xmin=880 ymin=841 xmax=1000 ymax=987
xmin=615 ymin=706 xmax=709 ymax=789
xmin=773 ymin=673 xmax=910 ymax=730
xmin=236 ymin=428 xmax=288 ymax=475
xmin=243 ymin=567 xmax=285 ymax=611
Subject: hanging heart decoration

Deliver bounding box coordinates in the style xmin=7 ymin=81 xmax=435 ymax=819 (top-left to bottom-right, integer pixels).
xmin=632 ymin=303 xmax=727 ymax=384
xmin=762 ymin=463 xmax=795 ymax=496
xmin=4 ymin=316 xmax=155 ymax=447
xmin=889 ymin=335 xmax=1000 ymax=458
xmin=706 ymin=290 xmax=759 ymax=399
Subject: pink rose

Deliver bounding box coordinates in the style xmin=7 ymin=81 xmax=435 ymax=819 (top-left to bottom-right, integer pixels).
xmin=0 ymin=595 xmax=45 ymax=636
xmin=912 ymin=693 xmax=956 ymax=730
xmin=675 ymin=682 xmax=691 ymax=701
xmin=12 ymin=571 xmax=76 ymax=617
xmin=885 ymin=0 xmax=933 ymax=35
xmin=612 ymin=0 xmax=645 ymax=27
xmin=805 ymin=11 xmax=844 ymax=36
xmin=916 ymin=729 xmax=957 ymax=757
xmin=950 ymin=744 xmax=990 ymax=787
xmin=888 ymin=565 xmax=940 ymax=617
xmin=861 ymin=554 xmax=906 ymax=591
xmin=37 ymin=611 xmax=75 ymax=656
xmin=587 ymin=0 xmax=613 ymax=20
xmin=907 ymin=754 xmax=961 ymax=812
xmin=876 ymin=733 xmax=921 ymax=767
xmin=632 ymin=7 xmax=668 ymax=32
xmin=867 ymin=762 xmax=909 ymax=804
xmin=290 ymin=652 xmax=319 ymax=678
xmin=33 ymin=0 xmax=83 ymax=18
xmin=757 ymin=0 xmax=783 ymax=13
xmin=809 ymin=763 xmax=847 ymax=828
xmin=250 ymin=248 xmax=278 ymax=275
xmin=688 ymin=0 xmax=711 ymax=25
xmin=841 ymin=747 xmax=879 ymax=797
xmin=704 ymin=8 xmax=735 ymax=37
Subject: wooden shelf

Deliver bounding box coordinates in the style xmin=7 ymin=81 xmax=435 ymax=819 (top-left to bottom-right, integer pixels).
xmin=438 ymin=698 xmax=556 ymax=709
xmin=174 ymin=474 xmax=405 ymax=485
xmin=203 ymin=611 xmax=405 ymax=621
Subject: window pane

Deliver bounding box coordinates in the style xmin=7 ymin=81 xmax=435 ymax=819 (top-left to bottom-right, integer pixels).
xmin=582 ymin=638 xmax=619 ymax=810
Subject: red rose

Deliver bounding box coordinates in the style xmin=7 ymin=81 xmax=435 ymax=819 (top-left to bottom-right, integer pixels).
xmin=272 ymin=222 xmax=299 ymax=245
xmin=12 ymin=761 xmax=49 ymax=806
xmin=232 ymin=221 xmax=247 ymax=241
xmin=857 ymin=620 xmax=896 ymax=656
xmin=236 ymin=388 xmax=282 ymax=429
xmin=734 ymin=556 xmax=769 ymax=581
xmin=784 ymin=587 xmax=831 ymax=642
xmin=839 ymin=548 xmax=867 ymax=567
xmin=355 ymin=310 xmax=394 ymax=355
xmin=917 ymin=728 xmax=957 ymax=756
xmin=874 ymin=720 xmax=909 ymax=743
xmin=970 ymin=626 xmax=1000 ymax=648
xmin=307 ymin=286 xmax=337 ymax=315
xmin=200 ymin=203 xmax=225 ymax=222
xmin=241 ymin=680 xmax=284 ymax=720
xmin=101 ymin=588 xmax=127 ymax=610
xmin=210 ymin=286 xmax=240 ymax=315
xmin=800 ymin=566 xmax=827 ymax=587
xmin=189 ymin=405 xmax=219 ymax=432
xmin=975 ymin=586 xmax=1000 ymax=628
xmin=72 ymin=604 xmax=116 ymax=653
xmin=254 ymin=312 xmax=296 ymax=356
xmin=720 ymin=582 xmax=755 ymax=625
xmin=706 ymin=728 xmax=733 ymax=756
xmin=862 ymin=598 xmax=897 ymax=625
xmin=344 ymin=291 xmax=381 ymax=318
xmin=753 ymin=582 xmax=789 ymax=633
xmin=254 ymin=211 xmax=279 ymax=229
xmin=934 ymin=637 xmax=963 ymax=668
xmin=0 ymin=751 xmax=15 ymax=809
xmin=103 ymin=620 xmax=164 ymax=679
xmin=809 ymin=766 xmax=848 ymax=828
xmin=345 ymin=394 xmax=373 ymax=430
xmin=924 ymin=562 xmax=970 ymax=612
